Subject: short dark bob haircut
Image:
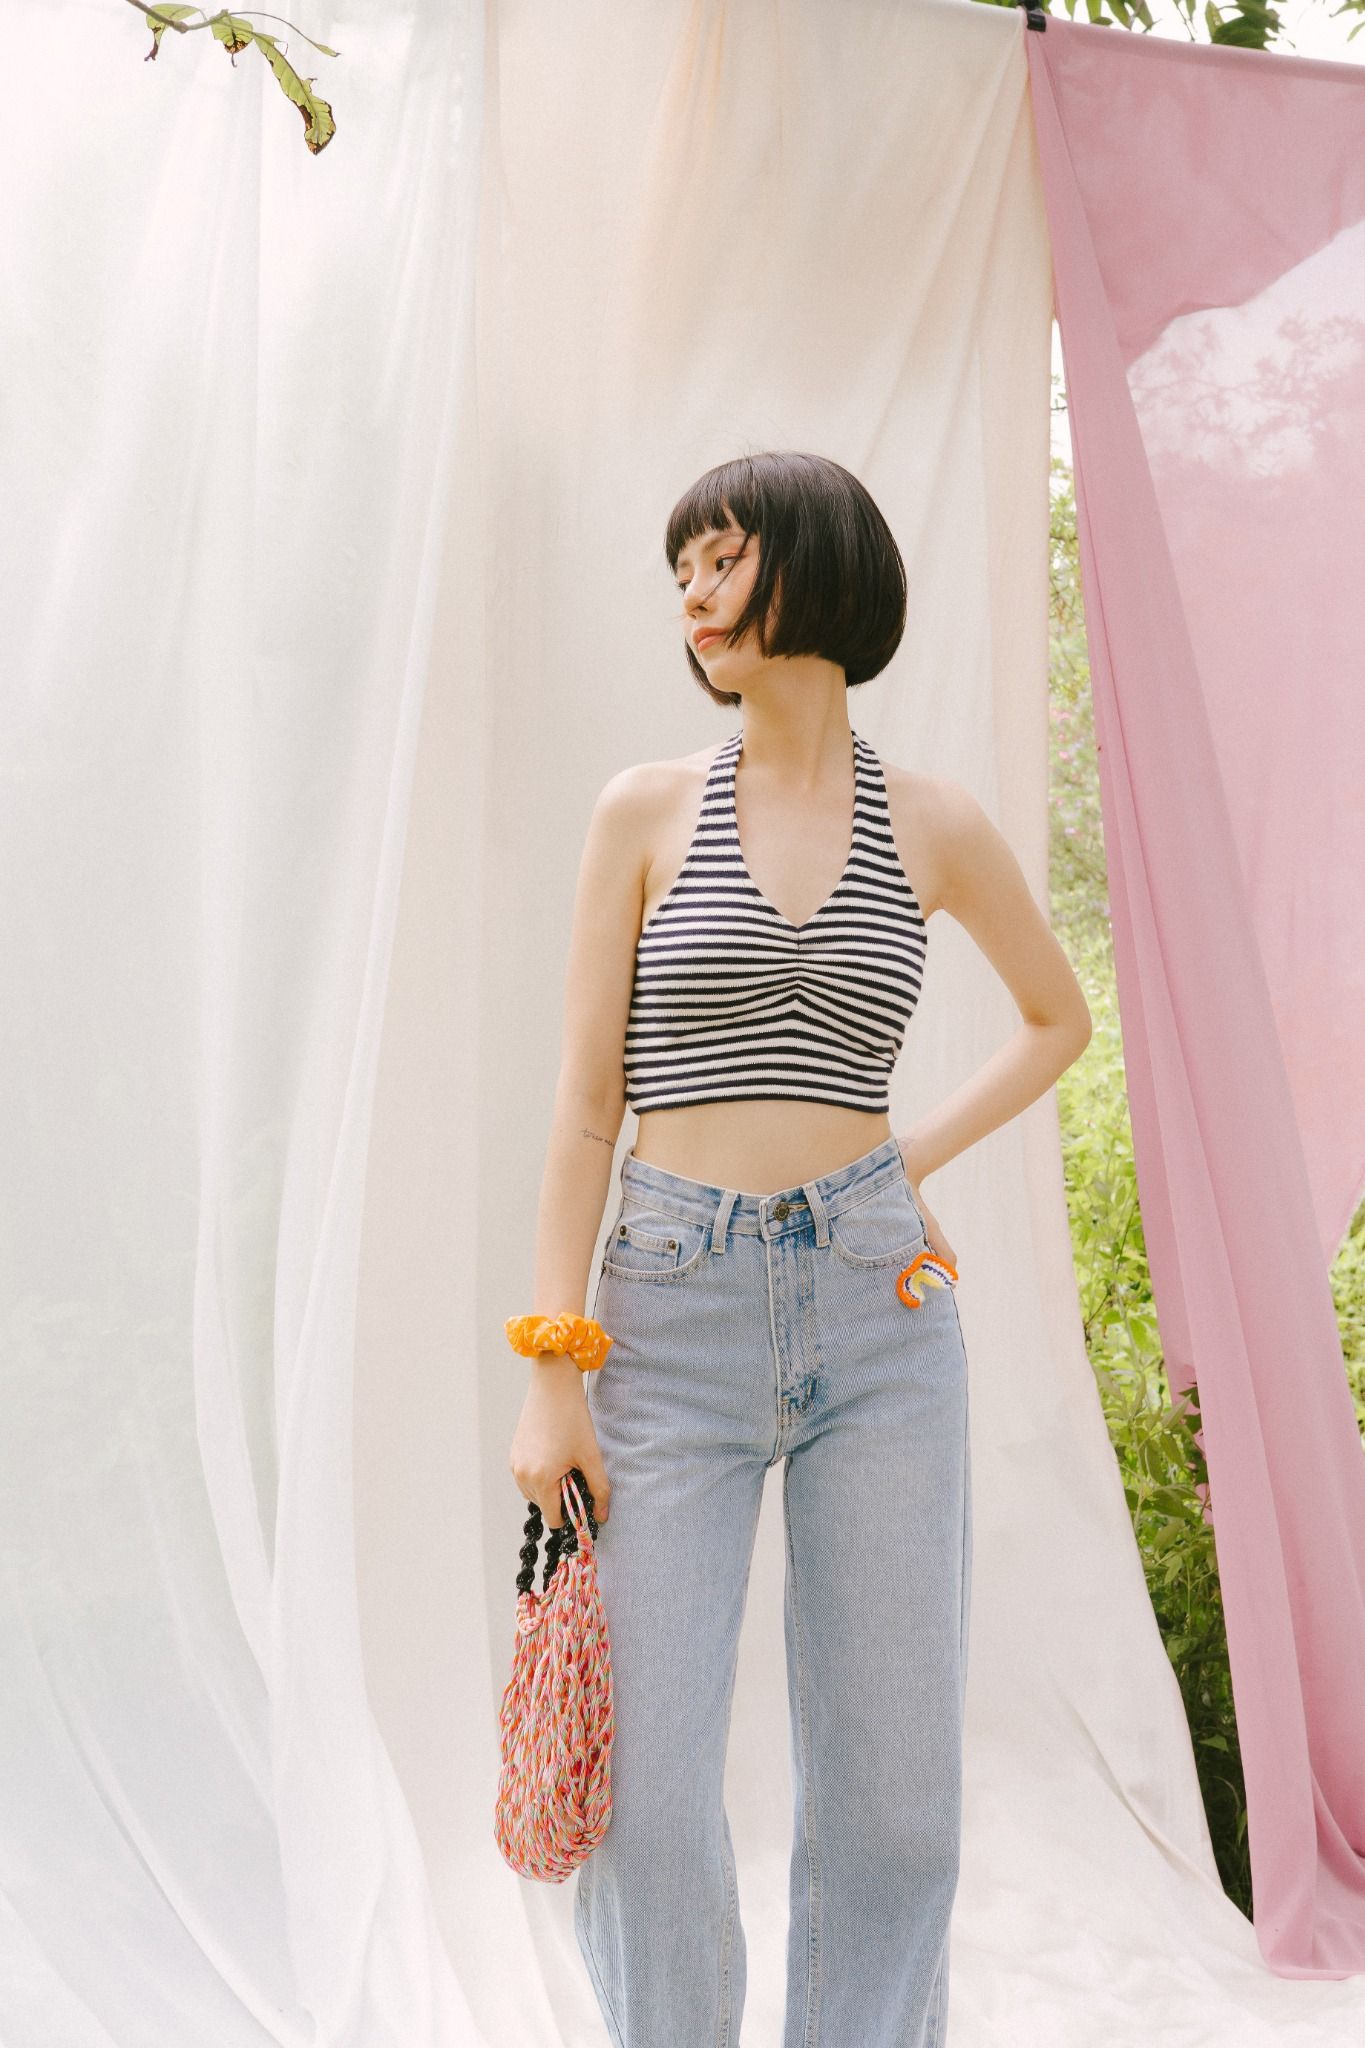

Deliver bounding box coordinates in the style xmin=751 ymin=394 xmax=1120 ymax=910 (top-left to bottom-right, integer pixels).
xmin=664 ymin=450 xmax=907 ymax=709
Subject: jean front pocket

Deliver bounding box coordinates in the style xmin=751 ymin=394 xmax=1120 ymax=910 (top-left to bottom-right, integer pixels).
xmin=827 ymin=1176 xmax=928 ymax=1270
xmin=602 ymin=1200 xmax=713 ymax=1283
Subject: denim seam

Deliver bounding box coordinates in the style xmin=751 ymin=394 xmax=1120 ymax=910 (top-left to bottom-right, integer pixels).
xmin=926 ymin=1947 xmax=947 ymax=2048
xmin=835 ymin=1172 xmax=912 ymax=1220
xmin=717 ymin=1813 xmax=738 ymax=2045
xmin=616 ymin=1220 xmax=685 ymax=1254
xmin=615 ymin=1201 xmax=699 ymax=1232
xmin=575 ymin=1890 xmax=628 ymax=2047
xmin=716 ymin=1491 xmax=762 ymax=2043
xmin=960 ymin=1402 xmax=970 ymax=1678
xmin=826 ymin=1211 xmax=928 ymax=1271
xmin=764 ymin=1236 xmax=784 ymax=1461
xmin=784 ymin=1457 xmax=823 ymax=2046
xmin=952 ymin=1294 xmax=971 ymax=1680
xmin=601 ymin=1239 xmax=712 ymax=1284
xmin=825 ymin=1182 xmax=926 ymax=1270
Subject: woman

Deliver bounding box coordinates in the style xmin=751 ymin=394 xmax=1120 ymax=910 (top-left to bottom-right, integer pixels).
xmin=508 ymin=451 xmax=1092 ymax=2046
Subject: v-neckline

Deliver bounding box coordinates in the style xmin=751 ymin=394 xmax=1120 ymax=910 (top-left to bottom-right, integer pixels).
xmin=726 ymin=730 xmax=862 ymax=934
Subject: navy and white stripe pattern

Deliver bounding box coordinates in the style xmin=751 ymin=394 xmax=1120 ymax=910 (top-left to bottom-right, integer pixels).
xmin=623 ymin=728 xmax=929 ymax=1113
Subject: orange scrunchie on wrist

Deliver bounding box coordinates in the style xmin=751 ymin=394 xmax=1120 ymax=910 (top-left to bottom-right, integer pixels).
xmin=505 ymin=1311 xmax=613 ymax=1374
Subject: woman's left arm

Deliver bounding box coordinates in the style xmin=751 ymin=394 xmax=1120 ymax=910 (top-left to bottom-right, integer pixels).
xmin=896 ymin=782 xmax=1093 ymax=1265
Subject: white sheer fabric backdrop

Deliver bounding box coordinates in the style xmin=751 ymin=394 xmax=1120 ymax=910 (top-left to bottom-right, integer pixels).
xmin=6 ymin=0 xmax=1365 ymax=2042
xmin=1 ymin=1 xmax=479 ymax=2041
xmin=366 ymin=2 xmax=1365 ymax=2040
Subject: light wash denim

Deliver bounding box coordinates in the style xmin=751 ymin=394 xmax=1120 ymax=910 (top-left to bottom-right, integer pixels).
xmin=574 ymin=1135 xmax=972 ymax=2048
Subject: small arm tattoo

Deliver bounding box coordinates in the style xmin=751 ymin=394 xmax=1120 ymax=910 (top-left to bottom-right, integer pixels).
xmin=580 ymin=1125 xmax=616 ymax=1148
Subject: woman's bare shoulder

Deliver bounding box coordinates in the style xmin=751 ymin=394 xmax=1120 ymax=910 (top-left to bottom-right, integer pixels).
xmin=592 ymin=743 xmax=717 ymax=827
xmin=585 ymin=743 xmax=722 ymax=906
xmin=878 ymin=758 xmax=964 ymax=922
xmin=880 ymin=756 xmax=958 ymax=806
xmin=631 ymin=739 xmax=722 ymax=782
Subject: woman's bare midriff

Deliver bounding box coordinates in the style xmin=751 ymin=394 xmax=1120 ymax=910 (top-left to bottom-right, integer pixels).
xmin=631 ymin=1100 xmax=902 ymax=1199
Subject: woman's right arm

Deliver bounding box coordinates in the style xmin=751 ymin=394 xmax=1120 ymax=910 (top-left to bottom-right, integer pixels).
xmin=507 ymin=762 xmax=656 ymax=1530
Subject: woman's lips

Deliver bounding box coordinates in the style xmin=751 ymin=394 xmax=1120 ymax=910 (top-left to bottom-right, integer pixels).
xmin=695 ymin=630 xmax=724 ymax=650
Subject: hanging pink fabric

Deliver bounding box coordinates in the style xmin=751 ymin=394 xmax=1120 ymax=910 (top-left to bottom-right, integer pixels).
xmin=1025 ymin=17 xmax=1365 ymax=1978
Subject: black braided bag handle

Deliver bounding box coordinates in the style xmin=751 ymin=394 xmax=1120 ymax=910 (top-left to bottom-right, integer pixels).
xmin=516 ymin=1467 xmax=601 ymax=1596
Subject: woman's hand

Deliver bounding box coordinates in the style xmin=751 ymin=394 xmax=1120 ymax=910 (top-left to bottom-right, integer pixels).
xmin=509 ymin=1359 xmax=612 ymax=1529
xmin=896 ymin=1136 xmax=958 ymax=1273
xmin=911 ymin=1184 xmax=957 ymax=1273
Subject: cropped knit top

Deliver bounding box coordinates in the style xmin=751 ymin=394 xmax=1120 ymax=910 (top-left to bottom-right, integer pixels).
xmin=622 ymin=728 xmax=928 ymax=1114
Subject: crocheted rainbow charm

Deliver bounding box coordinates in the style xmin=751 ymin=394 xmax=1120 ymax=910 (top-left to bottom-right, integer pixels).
xmin=895 ymin=1248 xmax=959 ymax=1308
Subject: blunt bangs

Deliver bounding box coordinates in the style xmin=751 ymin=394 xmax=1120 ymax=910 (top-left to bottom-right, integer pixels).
xmin=664 ymin=451 xmax=907 ymax=708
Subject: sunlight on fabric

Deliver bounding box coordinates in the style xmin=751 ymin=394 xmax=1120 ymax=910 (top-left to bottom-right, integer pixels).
xmin=1031 ymin=10 xmax=1365 ymax=1987
xmin=5 ymin=0 xmax=1365 ymax=2041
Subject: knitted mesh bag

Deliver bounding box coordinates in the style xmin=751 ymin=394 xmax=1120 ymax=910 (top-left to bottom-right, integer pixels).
xmin=494 ymin=1467 xmax=615 ymax=1881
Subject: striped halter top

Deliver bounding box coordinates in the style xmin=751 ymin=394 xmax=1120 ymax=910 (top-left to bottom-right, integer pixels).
xmin=623 ymin=728 xmax=928 ymax=1114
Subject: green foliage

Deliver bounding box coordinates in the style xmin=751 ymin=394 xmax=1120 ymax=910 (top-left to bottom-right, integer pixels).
xmin=130 ymin=3 xmax=339 ymax=152
xmin=130 ymin=0 xmax=1365 ymax=151
xmin=1047 ymin=376 xmax=1365 ymax=1916
xmin=971 ymin=0 xmax=1365 ymax=49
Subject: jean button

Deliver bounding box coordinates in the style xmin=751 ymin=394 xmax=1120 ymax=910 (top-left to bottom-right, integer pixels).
xmin=773 ymin=1200 xmax=790 ymax=1220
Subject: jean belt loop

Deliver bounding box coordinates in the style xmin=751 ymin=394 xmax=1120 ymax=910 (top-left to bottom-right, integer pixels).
xmin=802 ymin=1177 xmax=831 ymax=1248
xmin=710 ymin=1186 xmax=738 ymax=1256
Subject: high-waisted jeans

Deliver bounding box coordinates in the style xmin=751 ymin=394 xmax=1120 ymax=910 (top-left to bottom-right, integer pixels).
xmin=573 ymin=1135 xmax=973 ymax=2048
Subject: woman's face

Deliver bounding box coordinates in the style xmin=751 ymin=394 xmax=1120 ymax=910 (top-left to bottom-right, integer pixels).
xmin=674 ymin=522 xmax=762 ymax=673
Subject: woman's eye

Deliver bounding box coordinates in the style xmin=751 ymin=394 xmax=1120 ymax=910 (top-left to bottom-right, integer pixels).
xmin=677 ymin=554 xmax=733 ymax=593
